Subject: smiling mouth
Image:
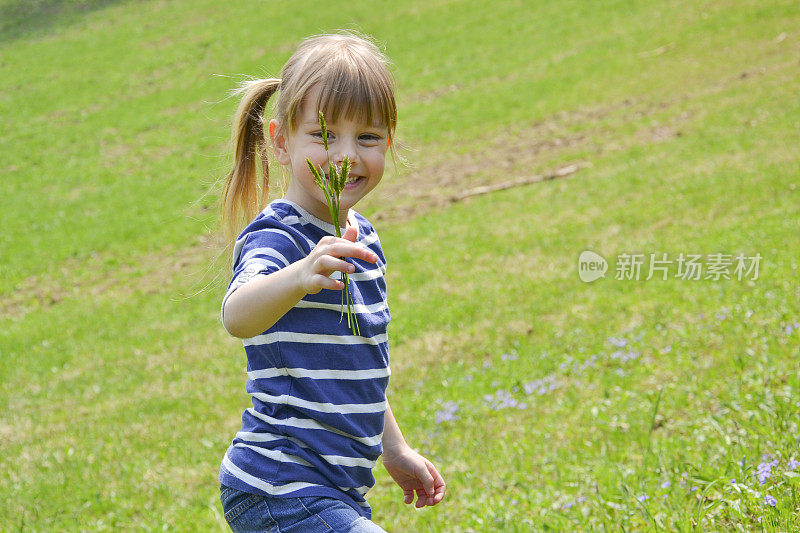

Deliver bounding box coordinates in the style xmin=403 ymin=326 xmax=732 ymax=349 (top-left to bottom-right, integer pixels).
xmin=344 ymin=176 xmax=365 ymax=188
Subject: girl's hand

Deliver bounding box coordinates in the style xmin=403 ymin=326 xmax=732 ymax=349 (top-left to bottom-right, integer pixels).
xmin=382 ymin=444 xmax=446 ymax=508
xmin=298 ymin=225 xmax=377 ymax=295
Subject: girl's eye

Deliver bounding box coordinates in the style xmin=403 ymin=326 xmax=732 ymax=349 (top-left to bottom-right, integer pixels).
xmin=359 ymin=134 xmax=381 ymax=143
xmin=311 ymin=131 xmax=334 ymax=140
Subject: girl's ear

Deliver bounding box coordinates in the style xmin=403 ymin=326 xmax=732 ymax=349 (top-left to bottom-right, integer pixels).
xmin=270 ymin=119 xmax=291 ymax=165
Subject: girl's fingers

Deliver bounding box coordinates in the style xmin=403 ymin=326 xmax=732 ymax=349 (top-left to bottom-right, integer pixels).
xmin=316 ymin=255 xmax=355 ymax=275
xmin=311 ymin=274 xmax=343 ymax=292
xmin=429 ymin=463 xmax=446 ymax=496
xmin=342 ymin=225 xmax=358 ymax=242
xmin=321 ymin=242 xmax=378 ymax=263
xmin=416 ymin=489 xmax=427 ymax=507
xmin=305 ymin=237 xmax=376 ymax=293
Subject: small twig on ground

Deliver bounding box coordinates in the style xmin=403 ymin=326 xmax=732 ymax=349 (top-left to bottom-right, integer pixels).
xmin=448 ymin=162 xmax=587 ymax=203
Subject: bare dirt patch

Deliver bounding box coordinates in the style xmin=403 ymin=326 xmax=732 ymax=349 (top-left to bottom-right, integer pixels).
xmin=372 ymin=52 xmax=795 ymax=225
xmin=366 ymin=96 xmax=685 ymax=222
xmin=1 ymin=232 xmax=228 ymax=321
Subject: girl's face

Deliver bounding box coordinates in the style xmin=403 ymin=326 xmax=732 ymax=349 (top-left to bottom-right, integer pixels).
xmin=271 ymin=86 xmax=389 ymax=227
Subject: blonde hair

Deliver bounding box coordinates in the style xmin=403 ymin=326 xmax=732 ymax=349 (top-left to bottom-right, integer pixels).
xmin=219 ymin=31 xmax=398 ymax=243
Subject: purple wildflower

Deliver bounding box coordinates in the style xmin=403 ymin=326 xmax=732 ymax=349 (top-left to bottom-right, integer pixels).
xmin=580 ymin=355 xmax=599 ymax=370
xmin=483 ymin=390 xmax=519 ymax=410
xmin=788 ymin=458 xmax=799 ymax=470
xmin=434 ymin=401 xmax=460 ymax=424
xmin=756 ymin=460 xmax=779 ymax=485
xmin=636 ymin=494 xmax=647 ymax=503
xmin=523 ymin=375 xmax=559 ymax=396
xmin=764 ymin=494 xmax=777 ymax=507
xmin=608 ymin=337 xmax=627 ymax=348
xmin=660 ymin=481 xmax=671 ymax=489
xmin=610 ymin=350 xmax=641 ymax=363
xmin=501 ymin=352 xmax=519 ymax=361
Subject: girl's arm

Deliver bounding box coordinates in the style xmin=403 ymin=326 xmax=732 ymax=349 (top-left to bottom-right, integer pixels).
xmin=382 ymin=399 xmax=409 ymax=457
xmin=223 ymin=227 xmax=377 ymax=338
xmin=223 ymin=260 xmax=310 ymax=338
xmin=382 ymin=398 xmax=447 ymax=508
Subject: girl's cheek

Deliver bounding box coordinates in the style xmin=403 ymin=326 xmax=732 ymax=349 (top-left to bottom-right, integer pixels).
xmin=305 ymin=146 xmax=328 ymax=162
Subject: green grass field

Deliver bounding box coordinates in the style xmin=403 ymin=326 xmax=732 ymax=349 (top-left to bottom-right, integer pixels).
xmin=2 ymin=0 xmax=799 ymax=530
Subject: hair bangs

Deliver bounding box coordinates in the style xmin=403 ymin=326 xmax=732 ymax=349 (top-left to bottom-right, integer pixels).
xmin=278 ymin=32 xmax=397 ymax=137
xmin=308 ymin=57 xmax=396 ymax=134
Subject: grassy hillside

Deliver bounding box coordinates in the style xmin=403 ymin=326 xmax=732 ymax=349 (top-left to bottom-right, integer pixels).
xmin=1 ymin=0 xmax=799 ymax=530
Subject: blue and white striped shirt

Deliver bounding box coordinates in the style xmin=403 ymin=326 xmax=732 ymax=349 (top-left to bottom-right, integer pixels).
xmin=219 ymin=199 xmax=391 ymax=520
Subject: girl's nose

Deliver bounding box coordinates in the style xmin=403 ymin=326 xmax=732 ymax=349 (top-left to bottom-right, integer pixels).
xmin=332 ymin=140 xmax=358 ymax=165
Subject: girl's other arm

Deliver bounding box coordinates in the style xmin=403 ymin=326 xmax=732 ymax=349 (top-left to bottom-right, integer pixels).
xmin=382 ymin=400 xmax=408 ymax=456
xmin=382 ymin=398 xmax=447 ymax=508
xmin=223 ymin=226 xmax=377 ymax=338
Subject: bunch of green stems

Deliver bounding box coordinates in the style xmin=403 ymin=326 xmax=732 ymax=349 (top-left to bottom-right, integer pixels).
xmin=306 ymin=111 xmax=360 ymax=335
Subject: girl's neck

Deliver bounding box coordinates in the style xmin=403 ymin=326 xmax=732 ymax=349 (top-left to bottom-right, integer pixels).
xmin=281 ymin=197 xmax=352 ymax=233
xmin=283 ymin=181 xmax=351 ymax=229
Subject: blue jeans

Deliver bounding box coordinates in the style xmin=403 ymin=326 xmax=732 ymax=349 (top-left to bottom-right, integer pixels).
xmin=220 ymin=484 xmax=389 ymax=532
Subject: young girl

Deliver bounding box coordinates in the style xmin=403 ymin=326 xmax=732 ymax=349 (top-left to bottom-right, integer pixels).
xmin=217 ymin=32 xmax=446 ymax=532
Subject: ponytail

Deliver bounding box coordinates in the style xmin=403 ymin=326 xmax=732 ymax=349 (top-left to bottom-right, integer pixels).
xmin=220 ymin=78 xmax=281 ymax=244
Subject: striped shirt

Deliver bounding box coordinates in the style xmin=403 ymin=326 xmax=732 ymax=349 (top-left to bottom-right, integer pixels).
xmin=219 ymin=199 xmax=391 ymax=520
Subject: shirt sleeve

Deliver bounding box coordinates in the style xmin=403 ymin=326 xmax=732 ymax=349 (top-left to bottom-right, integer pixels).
xmin=220 ymin=221 xmax=307 ymax=334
